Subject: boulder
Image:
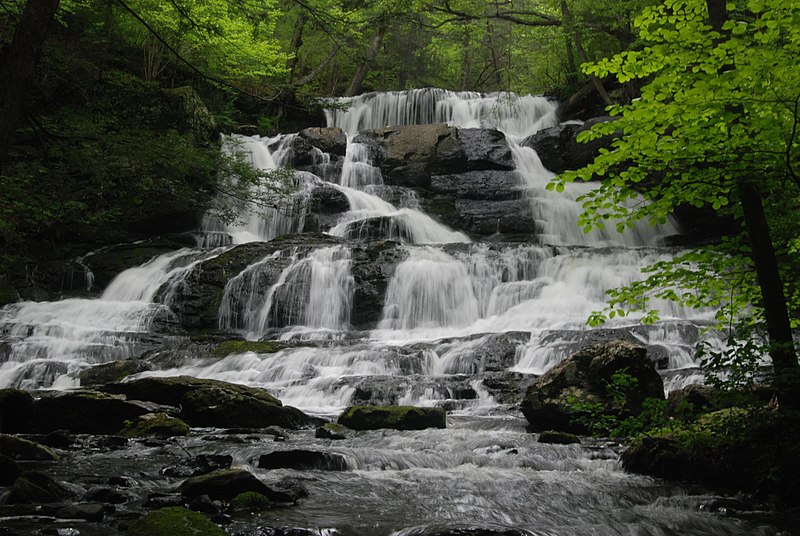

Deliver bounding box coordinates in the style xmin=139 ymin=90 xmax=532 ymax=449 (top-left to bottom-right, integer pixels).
xmin=338 ymin=405 xmax=446 ymax=431
xmin=455 ymin=128 xmax=515 ymax=171
xmin=257 ymin=450 xmax=348 ymax=471
xmin=520 ymin=340 xmax=664 ymax=434
xmin=3 ymin=471 xmax=74 ymax=504
xmin=0 ymin=388 xmax=33 ymax=433
xmin=178 ymin=468 xmax=305 ymax=503
xmin=55 ymin=503 xmax=106 ymax=521
xmin=315 ymin=423 xmax=347 ymax=440
xmin=103 ymin=376 xmax=309 ymax=429
xmin=118 ymin=412 xmax=190 ymax=438
xmin=128 ymin=506 xmax=226 ymax=536
xmin=0 ymin=434 xmax=59 ymax=460
xmin=161 ymin=454 xmax=233 ymax=478
xmin=181 ymin=386 xmax=308 ymax=429
xmin=306 ymin=184 xmax=351 ymax=231
xmin=30 ymin=390 xmax=150 ymax=435
xmin=230 ymin=491 xmax=271 ymax=511
xmin=80 ymin=359 xmax=153 ymax=387
xmin=520 ymin=117 xmax=617 ymax=174
xmin=298 ymin=127 xmax=347 ymax=156
xmin=450 ymin=198 xmax=537 ymax=237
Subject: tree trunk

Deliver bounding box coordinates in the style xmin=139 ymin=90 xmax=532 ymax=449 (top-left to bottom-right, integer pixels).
xmin=560 ymin=1 xmax=612 ymax=107
xmin=0 ymin=0 xmax=62 ymax=162
xmin=345 ymin=26 xmax=386 ymax=97
xmin=705 ymin=0 xmax=797 ymax=373
xmin=286 ymin=12 xmax=308 ymax=84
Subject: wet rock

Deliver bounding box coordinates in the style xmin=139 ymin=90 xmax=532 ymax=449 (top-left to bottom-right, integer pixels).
xmin=538 ymin=431 xmax=581 ymax=445
xmin=181 ymin=386 xmax=308 ymax=429
xmin=430 ymin=170 xmax=520 ymax=201
xmin=40 ymin=429 xmax=74 ymax=449
xmin=306 ymin=185 xmax=350 ymax=231
xmin=79 ymin=359 xmax=153 ymax=387
xmin=30 ymin=390 xmax=150 ymax=435
xmin=161 ymin=454 xmax=233 ymax=478
xmin=264 ymin=477 xmax=309 ymax=503
xmin=3 ymin=471 xmax=74 ymax=504
xmin=520 ymin=117 xmax=617 ymax=174
xmin=119 ymin=412 xmax=190 ymax=438
xmin=315 ymin=423 xmax=347 ymax=440
xmin=55 ymin=503 xmax=106 ymax=521
xmin=455 ymin=128 xmax=515 ymax=171
xmin=257 ymin=450 xmax=348 ymax=471
xmin=82 ymin=485 xmax=132 ymax=504
xmin=298 ymin=127 xmax=347 ymax=156
xmin=451 ymin=198 xmax=538 ymax=237
xmin=128 ymin=506 xmax=226 ymax=536
xmin=178 ymin=469 xmax=299 ymax=503
xmin=520 ymin=340 xmax=664 ymax=434
xmin=0 ymin=388 xmax=33 ymax=433
xmin=230 ymin=491 xmax=271 ymax=512
xmin=338 ymin=405 xmax=446 ymax=431
xmin=102 ymin=375 xmax=274 ymax=406
xmin=0 ymin=455 xmax=20 ymax=486
xmin=179 ymin=469 xmax=269 ymax=501
xmin=0 ymin=434 xmax=59 ymax=460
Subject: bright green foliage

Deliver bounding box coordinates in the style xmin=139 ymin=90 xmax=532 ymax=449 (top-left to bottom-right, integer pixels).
xmin=566 ymin=369 xmax=670 ymax=438
xmin=552 ymin=0 xmax=800 ymax=356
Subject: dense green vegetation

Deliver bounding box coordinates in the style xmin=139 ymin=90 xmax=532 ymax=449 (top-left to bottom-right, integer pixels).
xmin=550 ymin=0 xmax=800 ymax=386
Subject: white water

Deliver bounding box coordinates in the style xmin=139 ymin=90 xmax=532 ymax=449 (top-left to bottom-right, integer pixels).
xmin=0 ymin=248 xmax=219 ymax=389
xmin=1 ymin=88 xmax=711 ymax=405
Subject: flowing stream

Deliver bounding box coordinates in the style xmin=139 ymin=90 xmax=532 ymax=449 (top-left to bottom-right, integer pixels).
xmin=0 ymin=88 xmax=765 ymax=535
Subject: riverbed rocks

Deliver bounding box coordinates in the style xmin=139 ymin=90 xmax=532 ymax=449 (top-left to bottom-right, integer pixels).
xmin=30 ymin=390 xmax=152 ymax=435
xmin=128 ymin=506 xmax=227 ymax=536
xmin=338 ymin=405 xmax=447 ymax=430
xmin=257 ymin=449 xmax=348 ymax=471
xmin=520 ymin=340 xmax=664 ymax=434
xmin=0 ymin=434 xmax=59 ymax=460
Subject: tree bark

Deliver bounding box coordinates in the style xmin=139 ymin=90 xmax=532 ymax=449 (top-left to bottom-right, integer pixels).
xmin=560 ymin=1 xmax=612 ymax=107
xmin=705 ymin=0 xmax=797 ymax=373
xmin=0 ymin=0 xmax=62 ymax=162
xmin=345 ymin=26 xmax=386 ymax=97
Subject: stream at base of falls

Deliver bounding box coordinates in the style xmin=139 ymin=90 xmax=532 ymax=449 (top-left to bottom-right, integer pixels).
xmin=0 ymin=89 xmax=788 ymax=535
xmin=0 ymin=415 xmax=788 ymax=536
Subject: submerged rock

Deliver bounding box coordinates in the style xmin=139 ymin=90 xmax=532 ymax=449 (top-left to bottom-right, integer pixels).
xmin=178 ymin=469 xmax=273 ymax=501
xmin=338 ymin=405 xmax=446 ymax=430
xmin=520 ymin=340 xmax=664 ymax=434
xmin=537 ymin=431 xmax=581 ymax=445
xmin=257 ymin=450 xmax=348 ymax=471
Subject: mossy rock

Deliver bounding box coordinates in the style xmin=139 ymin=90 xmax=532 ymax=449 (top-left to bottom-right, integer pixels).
xmin=537 ymin=430 xmax=580 ymax=445
xmin=338 ymin=405 xmax=446 ymax=431
xmin=212 ymin=340 xmax=289 ymax=357
xmin=30 ymin=390 xmax=149 ymax=434
xmin=181 ymin=387 xmax=308 ymax=429
xmin=0 ymin=434 xmax=59 ymax=460
xmin=315 ymin=422 xmax=347 ymax=440
xmin=178 ymin=468 xmax=272 ymax=501
xmin=118 ymin=412 xmax=190 ymax=438
xmin=80 ymin=359 xmax=153 ymax=387
xmin=102 ymin=376 xmax=281 ymax=407
xmin=230 ymin=491 xmax=271 ymax=511
xmin=4 ymin=471 xmax=73 ymax=504
xmin=127 ymin=507 xmax=226 ymax=536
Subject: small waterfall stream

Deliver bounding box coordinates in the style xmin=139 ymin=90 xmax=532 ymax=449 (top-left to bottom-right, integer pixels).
xmin=0 ymin=88 xmax=760 ymax=536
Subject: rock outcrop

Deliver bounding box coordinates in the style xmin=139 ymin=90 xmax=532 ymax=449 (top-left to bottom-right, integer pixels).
xmin=338 ymin=405 xmax=446 ymax=430
xmin=520 ymin=340 xmax=664 ymax=434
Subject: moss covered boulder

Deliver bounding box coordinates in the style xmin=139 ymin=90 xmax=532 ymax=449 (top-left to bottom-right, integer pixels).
xmin=338 ymin=405 xmax=446 ymax=431
xmin=80 ymin=359 xmax=153 ymax=387
xmin=128 ymin=506 xmax=225 ymax=536
xmin=118 ymin=412 xmax=190 ymax=438
xmin=102 ymin=376 xmax=309 ymax=428
xmin=520 ymin=340 xmax=664 ymax=434
xmin=0 ymin=434 xmax=59 ymax=460
xmin=537 ymin=431 xmax=580 ymax=445
xmin=4 ymin=471 xmax=74 ymax=504
xmin=30 ymin=390 xmax=149 ymax=434
xmin=230 ymin=491 xmax=271 ymax=512
xmin=178 ymin=468 xmax=273 ymax=501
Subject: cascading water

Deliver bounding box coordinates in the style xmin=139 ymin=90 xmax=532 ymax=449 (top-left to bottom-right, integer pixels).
xmin=0 ymin=87 xmax=762 ymax=536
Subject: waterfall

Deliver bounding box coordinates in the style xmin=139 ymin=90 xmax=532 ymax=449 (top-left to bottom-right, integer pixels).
xmin=0 ymin=248 xmax=218 ymax=389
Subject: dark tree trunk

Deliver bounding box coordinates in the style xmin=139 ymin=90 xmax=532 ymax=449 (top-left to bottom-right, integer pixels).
xmin=0 ymin=0 xmax=61 ymax=162
xmin=345 ymin=26 xmax=385 ymax=97
xmin=705 ymin=0 xmax=797 ymax=373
